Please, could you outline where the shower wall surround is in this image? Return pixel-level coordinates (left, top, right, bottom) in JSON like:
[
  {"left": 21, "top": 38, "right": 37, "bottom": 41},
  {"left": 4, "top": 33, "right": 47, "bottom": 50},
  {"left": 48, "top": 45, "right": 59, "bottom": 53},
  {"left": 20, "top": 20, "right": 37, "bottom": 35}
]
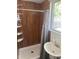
[
  {"left": 17, "top": 0, "right": 43, "bottom": 47},
  {"left": 17, "top": 0, "right": 50, "bottom": 48},
  {"left": 17, "top": 0, "right": 44, "bottom": 48}
]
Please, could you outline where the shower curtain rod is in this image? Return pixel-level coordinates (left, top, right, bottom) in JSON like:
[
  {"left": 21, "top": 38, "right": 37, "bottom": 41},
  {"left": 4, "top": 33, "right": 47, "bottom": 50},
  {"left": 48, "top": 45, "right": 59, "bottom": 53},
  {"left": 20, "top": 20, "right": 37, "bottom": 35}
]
[{"left": 17, "top": 8, "right": 48, "bottom": 12}]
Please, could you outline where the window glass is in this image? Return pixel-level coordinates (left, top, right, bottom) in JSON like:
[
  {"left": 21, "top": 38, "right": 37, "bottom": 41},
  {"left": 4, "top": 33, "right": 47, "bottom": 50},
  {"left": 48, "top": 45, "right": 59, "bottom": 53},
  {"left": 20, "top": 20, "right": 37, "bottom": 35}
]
[{"left": 53, "top": 0, "right": 61, "bottom": 31}]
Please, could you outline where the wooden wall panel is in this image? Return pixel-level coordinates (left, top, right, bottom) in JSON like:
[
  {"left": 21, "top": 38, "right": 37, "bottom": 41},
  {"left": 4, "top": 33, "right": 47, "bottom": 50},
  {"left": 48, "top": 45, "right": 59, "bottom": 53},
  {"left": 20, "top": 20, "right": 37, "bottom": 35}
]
[
  {"left": 41, "top": 0, "right": 50, "bottom": 10},
  {"left": 21, "top": 11, "right": 43, "bottom": 47}
]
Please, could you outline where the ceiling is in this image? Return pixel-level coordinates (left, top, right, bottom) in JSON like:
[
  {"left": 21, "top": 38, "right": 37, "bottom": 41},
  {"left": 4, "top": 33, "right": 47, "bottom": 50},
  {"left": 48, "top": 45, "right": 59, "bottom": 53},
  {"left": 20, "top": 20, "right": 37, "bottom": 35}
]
[{"left": 23, "top": 0, "right": 45, "bottom": 3}]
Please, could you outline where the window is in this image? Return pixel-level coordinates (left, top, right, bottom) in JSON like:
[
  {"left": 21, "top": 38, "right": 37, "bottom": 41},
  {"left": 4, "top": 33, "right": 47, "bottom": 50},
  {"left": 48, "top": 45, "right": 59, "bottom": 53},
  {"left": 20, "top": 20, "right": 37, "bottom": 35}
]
[{"left": 52, "top": 0, "right": 61, "bottom": 31}]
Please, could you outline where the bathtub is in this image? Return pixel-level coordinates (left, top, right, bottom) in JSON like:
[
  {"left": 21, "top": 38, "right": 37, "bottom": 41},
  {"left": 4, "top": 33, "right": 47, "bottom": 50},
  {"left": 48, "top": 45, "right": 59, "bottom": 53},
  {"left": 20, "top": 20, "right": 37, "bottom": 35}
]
[{"left": 18, "top": 44, "right": 40, "bottom": 59}]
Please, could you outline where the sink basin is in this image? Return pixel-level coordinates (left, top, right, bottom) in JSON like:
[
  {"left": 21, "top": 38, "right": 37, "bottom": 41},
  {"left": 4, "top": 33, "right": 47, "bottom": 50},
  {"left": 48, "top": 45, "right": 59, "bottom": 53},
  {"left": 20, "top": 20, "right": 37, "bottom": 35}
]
[{"left": 44, "top": 42, "right": 61, "bottom": 57}]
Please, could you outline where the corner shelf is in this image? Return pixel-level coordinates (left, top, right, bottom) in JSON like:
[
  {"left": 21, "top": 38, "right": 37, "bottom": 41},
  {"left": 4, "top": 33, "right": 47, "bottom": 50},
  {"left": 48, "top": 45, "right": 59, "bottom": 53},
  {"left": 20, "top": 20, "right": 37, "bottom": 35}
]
[
  {"left": 18, "top": 38, "right": 23, "bottom": 42},
  {"left": 17, "top": 32, "right": 23, "bottom": 36}
]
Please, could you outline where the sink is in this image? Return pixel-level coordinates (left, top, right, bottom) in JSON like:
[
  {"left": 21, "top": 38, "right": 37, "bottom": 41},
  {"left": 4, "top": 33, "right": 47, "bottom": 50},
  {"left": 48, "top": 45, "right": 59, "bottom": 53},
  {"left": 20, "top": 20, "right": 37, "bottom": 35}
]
[{"left": 44, "top": 42, "right": 61, "bottom": 57}]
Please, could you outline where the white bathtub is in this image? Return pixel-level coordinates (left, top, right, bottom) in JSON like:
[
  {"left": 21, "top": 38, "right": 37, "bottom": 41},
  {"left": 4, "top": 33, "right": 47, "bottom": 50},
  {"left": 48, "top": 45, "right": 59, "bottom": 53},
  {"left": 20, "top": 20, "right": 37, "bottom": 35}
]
[{"left": 18, "top": 44, "right": 40, "bottom": 59}]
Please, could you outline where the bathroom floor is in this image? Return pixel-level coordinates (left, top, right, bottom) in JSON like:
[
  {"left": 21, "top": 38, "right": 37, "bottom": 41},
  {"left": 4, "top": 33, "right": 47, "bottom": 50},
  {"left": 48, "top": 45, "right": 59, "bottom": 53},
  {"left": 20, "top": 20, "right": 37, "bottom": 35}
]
[{"left": 18, "top": 44, "right": 40, "bottom": 59}]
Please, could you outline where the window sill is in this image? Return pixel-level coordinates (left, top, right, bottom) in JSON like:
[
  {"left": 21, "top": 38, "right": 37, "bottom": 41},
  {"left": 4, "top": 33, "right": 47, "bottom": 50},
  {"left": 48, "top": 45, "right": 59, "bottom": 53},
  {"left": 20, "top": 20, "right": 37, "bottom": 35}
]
[{"left": 54, "top": 28, "right": 61, "bottom": 33}]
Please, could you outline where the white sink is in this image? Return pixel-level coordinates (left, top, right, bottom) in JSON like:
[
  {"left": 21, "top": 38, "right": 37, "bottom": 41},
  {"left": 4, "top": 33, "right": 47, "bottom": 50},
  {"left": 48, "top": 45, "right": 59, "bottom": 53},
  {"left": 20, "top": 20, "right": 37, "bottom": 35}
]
[{"left": 44, "top": 42, "right": 61, "bottom": 57}]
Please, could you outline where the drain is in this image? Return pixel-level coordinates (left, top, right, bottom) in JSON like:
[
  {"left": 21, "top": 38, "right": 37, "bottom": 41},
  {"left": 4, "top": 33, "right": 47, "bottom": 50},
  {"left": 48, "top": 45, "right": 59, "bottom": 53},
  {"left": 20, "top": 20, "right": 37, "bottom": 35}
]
[
  {"left": 52, "top": 50, "right": 55, "bottom": 53},
  {"left": 31, "top": 51, "right": 34, "bottom": 53}
]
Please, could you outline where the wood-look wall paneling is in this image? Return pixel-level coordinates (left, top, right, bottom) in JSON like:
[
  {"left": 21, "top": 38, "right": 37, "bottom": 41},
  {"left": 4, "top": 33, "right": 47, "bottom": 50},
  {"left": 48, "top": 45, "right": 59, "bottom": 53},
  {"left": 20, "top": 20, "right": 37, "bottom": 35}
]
[
  {"left": 21, "top": 11, "right": 44, "bottom": 47},
  {"left": 17, "top": 0, "right": 50, "bottom": 48},
  {"left": 17, "top": 0, "right": 42, "bottom": 10},
  {"left": 17, "top": 0, "right": 49, "bottom": 10},
  {"left": 41, "top": 0, "right": 50, "bottom": 10}
]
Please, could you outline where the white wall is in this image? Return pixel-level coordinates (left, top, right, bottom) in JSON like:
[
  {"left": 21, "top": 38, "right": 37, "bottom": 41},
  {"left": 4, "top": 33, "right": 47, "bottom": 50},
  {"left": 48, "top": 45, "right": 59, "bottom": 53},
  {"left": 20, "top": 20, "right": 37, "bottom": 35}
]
[{"left": 50, "top": 31, "right": 61, "bottom": 47}]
